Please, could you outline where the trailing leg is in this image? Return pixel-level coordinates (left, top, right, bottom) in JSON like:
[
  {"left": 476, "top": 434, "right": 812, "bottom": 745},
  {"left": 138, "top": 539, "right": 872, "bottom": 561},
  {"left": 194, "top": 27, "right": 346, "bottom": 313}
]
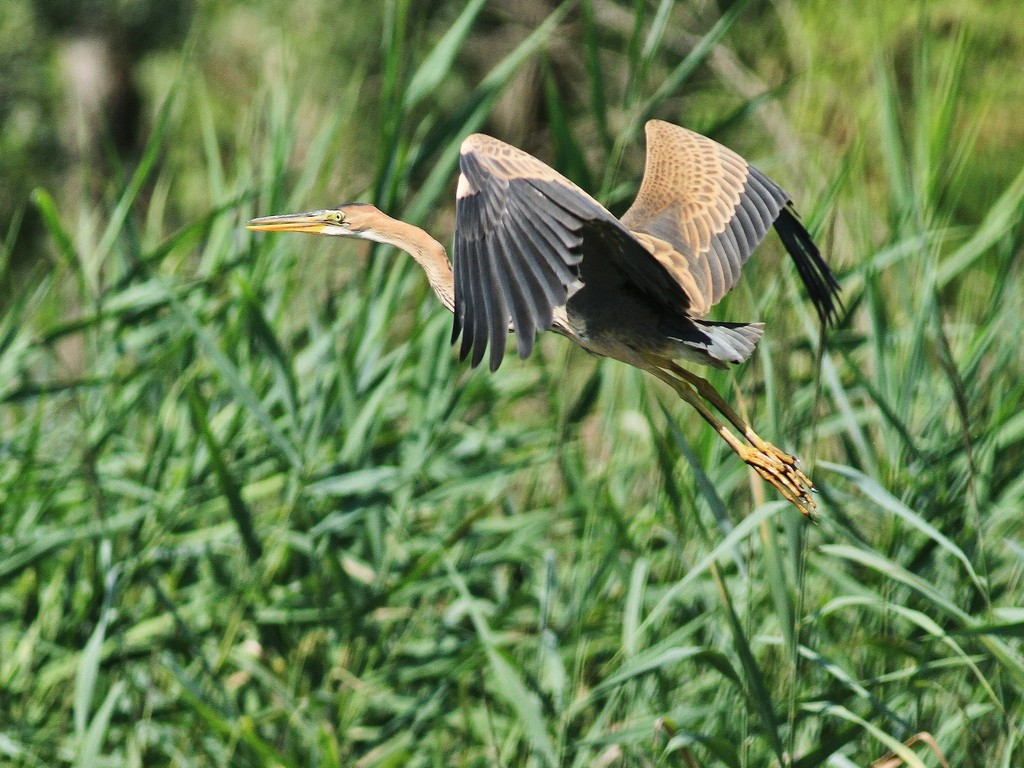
[
  {"left": 641, "top": 358, "right": 817, "bottom": 516},
  {"left": 667, "top": 360, "right": 810, "bottom": 475}
]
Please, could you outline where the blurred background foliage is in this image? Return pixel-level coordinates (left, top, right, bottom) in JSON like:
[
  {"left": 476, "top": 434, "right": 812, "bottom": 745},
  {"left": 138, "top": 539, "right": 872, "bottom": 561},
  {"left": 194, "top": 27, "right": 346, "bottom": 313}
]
[{"left": 2, "top": 0, "right": 1024, "bottom": 766}]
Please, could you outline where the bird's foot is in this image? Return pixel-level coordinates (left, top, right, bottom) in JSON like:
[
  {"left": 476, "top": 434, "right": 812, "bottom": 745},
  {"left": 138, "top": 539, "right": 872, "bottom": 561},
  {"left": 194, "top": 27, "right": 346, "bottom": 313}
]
[{"left": 738, "top": 442, "right": 818, "bottom": 519}]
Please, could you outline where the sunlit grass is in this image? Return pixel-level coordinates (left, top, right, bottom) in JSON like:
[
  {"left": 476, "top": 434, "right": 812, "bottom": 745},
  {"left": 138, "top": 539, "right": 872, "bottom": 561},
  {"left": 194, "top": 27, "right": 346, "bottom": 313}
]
[{"left": 2, "top": 2, "right": 1022, "bottom": 767}]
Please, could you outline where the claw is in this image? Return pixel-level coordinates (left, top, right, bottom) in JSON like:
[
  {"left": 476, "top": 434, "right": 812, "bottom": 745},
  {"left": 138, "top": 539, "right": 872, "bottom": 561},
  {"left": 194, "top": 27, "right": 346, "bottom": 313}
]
[{"left": 738, "top": 441, "right": 818, "bottom": 519}]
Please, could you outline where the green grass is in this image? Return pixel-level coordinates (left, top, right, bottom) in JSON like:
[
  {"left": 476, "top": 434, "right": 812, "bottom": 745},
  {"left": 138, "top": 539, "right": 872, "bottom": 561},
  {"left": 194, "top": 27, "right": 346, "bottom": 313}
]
[{"left": 2, "top": 1, "right": 1024, "bottom": 766}]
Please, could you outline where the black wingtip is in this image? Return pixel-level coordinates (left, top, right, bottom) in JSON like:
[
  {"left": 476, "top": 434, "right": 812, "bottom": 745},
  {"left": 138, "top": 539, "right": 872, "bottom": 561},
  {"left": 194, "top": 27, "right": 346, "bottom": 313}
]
[
  {"left": 451, "top": 314, "right": 463, "bottom": 347},
  {"left": 452, "top": 320, "right": 481, "bottom": 370},
  {"left": 773, "top": 206, "right": 843, "bottom": 327},
  {"left": 515, "top": 331, "right": 535, "bottom": 362}
]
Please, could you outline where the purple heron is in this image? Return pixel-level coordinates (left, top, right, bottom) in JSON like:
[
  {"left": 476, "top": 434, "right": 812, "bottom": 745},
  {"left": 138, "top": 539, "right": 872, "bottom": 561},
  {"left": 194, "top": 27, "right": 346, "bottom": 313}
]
[{"left": 248, "top": 120, "right": 841, "bottom": 515}]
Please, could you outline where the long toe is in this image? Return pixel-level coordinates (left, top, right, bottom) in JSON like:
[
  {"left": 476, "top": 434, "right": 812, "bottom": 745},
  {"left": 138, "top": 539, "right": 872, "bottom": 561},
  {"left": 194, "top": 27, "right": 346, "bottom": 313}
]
[
  {"left": 740, "top": 445, "right": 818, "bottom": 518},
  {"left": 745, "top": 433, "right": 804, "bottom": 469}
]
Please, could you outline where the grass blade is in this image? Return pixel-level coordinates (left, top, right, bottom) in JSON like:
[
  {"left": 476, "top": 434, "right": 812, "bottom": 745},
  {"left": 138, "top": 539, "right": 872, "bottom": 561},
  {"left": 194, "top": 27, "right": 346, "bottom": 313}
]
[
  {"left": 446, "top": 559, "right": 558, "bottom": 768},
  {"left": 188, "top": 387, "right": 263, "bottom": 563}
]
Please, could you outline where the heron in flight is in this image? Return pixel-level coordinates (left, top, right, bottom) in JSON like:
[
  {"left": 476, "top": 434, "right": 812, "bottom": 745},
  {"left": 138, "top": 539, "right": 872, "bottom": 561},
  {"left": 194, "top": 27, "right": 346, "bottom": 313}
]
[{"left": 248, "top": 120, "right": 841, "bottom": 515}]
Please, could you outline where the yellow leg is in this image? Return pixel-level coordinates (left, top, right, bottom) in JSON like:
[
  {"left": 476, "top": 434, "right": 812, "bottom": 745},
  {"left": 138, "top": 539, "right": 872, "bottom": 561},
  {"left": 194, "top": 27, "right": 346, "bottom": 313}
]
[
  {"left": 666, "top": 361, "right": 806, "bottom": 470},
  {"left": 642, "top": 358, "right": 817, "bottom": 517}
]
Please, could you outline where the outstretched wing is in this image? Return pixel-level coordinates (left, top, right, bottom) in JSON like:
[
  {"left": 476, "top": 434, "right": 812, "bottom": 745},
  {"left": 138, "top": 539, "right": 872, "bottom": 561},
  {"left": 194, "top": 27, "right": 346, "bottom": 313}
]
[
  {"left": 620, "top": 120, "right": 841, "bottom": 324},
  {"left": 453, "top": 134, "right": 690, "bottom": 371}
]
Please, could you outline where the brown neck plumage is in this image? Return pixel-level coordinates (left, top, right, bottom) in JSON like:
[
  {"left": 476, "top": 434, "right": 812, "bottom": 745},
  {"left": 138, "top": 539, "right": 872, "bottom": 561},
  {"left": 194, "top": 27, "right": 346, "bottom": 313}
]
[{"left": 369, "top": 217, "right": 455, "bottom": 314}]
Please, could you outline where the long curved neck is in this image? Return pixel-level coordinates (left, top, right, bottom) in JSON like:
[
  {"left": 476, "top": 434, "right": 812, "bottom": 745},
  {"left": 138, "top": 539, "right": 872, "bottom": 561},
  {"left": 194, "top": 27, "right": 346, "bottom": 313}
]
[{"left": 367, "top": 217, "right": 455, "bottom": 313}]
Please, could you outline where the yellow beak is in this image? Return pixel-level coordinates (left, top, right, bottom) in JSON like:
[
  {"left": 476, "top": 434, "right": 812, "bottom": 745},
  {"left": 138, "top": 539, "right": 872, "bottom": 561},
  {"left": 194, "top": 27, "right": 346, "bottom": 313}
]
[{"left": 246, "top": 212, "right": 333, "bottom": 234}]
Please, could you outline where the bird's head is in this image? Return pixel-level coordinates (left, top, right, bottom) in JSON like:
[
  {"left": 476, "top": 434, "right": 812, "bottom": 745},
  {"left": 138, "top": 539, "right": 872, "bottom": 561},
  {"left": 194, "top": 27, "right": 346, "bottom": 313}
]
[{"left": 247, "top": 203, "right": 385, "bottom": 239}]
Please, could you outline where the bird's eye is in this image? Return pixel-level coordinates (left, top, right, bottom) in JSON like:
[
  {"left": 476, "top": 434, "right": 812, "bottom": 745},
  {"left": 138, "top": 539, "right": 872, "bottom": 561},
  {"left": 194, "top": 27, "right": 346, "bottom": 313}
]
[{"left": 331, "top": 210, "right": 346, "bottom": 225}]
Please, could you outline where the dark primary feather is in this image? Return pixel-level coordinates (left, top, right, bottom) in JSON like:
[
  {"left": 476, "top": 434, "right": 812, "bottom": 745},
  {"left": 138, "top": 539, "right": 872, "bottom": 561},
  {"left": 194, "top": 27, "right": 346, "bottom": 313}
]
[
  {"left": 453, "top": 160, "right": 588, "bottom": 371},
  {"left": 453, "top": 143, "right": 690, "bottom": 371},
  {"left": 742, "top": 166, "right": 842, "bottom": 326},
  {"left": 772, "top": 207, "right": 843, "bottom": 326}
]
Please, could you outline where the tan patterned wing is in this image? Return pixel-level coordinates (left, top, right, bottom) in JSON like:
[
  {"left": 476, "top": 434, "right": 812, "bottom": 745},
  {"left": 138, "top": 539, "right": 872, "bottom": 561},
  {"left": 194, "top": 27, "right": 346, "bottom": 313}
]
[
  {"left": 453, "top": 134, "right": 692, "bottom": 371},
  {"left": 621, "top": 120, "right": 840, "bottom": 324}
]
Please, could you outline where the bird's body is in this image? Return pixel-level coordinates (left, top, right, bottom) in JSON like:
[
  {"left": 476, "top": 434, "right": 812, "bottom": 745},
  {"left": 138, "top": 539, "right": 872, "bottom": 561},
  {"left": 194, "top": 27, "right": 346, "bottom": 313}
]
[{"left": 248, "top": 120, "right": 841, "bottom": 514}]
